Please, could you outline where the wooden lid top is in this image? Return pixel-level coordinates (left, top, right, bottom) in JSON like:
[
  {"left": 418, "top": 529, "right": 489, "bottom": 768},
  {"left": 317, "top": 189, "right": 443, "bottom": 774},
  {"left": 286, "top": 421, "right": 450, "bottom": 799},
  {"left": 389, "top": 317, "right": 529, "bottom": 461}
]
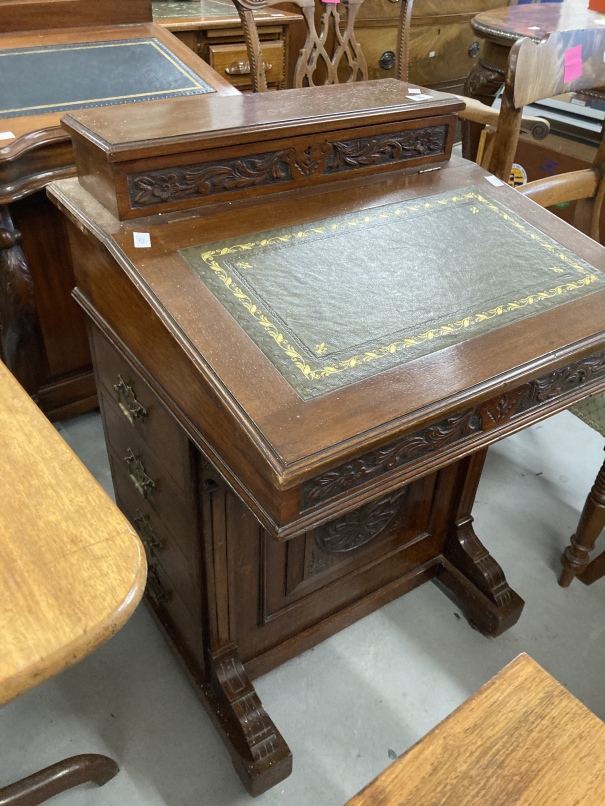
[
  {"left": 0, "top": 361, "right": 146, "bottom": 706},
  {"left": 473, "top": 3, "right": 605, "bottom": 43},
  {"left": 346, "top": 653, "right": 605, "bottom": 805},
  {"left": 62, "top": 80, "right": 464, "bottom": 161}
]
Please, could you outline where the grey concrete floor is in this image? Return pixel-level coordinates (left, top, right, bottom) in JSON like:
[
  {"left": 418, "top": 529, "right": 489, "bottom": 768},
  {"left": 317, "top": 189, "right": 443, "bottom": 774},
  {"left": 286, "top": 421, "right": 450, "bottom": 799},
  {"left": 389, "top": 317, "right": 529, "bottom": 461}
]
[{"left": 3, "top": 408, "right": 605, "bottom": 805}]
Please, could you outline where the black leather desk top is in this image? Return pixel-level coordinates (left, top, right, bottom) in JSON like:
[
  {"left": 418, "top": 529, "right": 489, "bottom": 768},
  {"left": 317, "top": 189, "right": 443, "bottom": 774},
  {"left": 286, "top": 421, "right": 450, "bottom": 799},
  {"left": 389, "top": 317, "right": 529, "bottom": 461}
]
[
  {"left": 181, "top": 186, "right": 605, "bottom": 400},
  {"left": 0, "top": 37, "right": 213, "bottom": 119}
]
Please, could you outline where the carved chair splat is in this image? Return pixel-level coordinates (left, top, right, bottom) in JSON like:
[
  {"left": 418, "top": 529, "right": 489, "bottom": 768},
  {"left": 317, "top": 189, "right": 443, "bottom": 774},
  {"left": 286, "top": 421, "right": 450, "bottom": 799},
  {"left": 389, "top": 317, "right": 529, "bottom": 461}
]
[{"left": 232, "top": 0, "right": 368, "bottom": 92}]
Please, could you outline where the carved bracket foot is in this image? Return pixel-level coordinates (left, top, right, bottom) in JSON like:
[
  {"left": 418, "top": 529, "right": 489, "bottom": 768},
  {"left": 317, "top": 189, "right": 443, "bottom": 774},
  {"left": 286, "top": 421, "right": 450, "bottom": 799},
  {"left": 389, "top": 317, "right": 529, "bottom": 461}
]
[
  {"left": 204, "top": 644, "right": 292, "bottom": 796},
  {"left": 0, "top": 754, "right": 118, "bottom": 806},
  {"left": 559, "top": 455, "right": 605, "bottom": 587},
  {"left": 438, "top": 517, "right": 524, "bottom": 636}
]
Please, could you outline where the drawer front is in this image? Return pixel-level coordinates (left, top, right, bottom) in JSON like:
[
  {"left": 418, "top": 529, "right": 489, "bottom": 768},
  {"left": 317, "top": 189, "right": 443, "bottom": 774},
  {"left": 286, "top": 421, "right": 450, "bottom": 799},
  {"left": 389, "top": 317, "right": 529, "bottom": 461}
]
[
  {"left": 92, "top": 330, "right": 192, "bottom": 496},
  {"left": 145, "top": 560, "right": 205, "bottom": 673},
  {"left": 356, "top": 22, "right": 481, "bottom": 84},
  {"left": 208, "top": 41, "right": 284, "bottom": 89},
  {"left": 409, "top": 22, "right": 481, "bottom": 85},
  {"left": 104, "top": 412, "right": 197, "bottom": 558},
  {"left": 359, "top": 0, "right": 504, "bottom": 22},
  {"left": 112, "top": 454, "right": 200, "bottom": 616}
]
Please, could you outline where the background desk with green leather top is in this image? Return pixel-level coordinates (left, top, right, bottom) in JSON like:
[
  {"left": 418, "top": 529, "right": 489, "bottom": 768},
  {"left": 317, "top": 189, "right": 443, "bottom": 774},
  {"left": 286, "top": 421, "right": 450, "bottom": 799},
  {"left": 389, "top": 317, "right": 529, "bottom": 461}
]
[
  {"left": 49, "top": 80, "right": 605, "bottom": 796},
  {"left": 0, "top": 0, "right": 236, "bottom": 421}
]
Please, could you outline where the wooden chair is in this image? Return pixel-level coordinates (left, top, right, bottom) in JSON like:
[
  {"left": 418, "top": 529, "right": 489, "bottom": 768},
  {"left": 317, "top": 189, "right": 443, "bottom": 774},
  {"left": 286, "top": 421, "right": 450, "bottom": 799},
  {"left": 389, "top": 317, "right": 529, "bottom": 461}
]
[
  {"left": 503, "top": 32, "right": 605, "bottom": 589},
  {"left": 231, "top": 0, "right": 369, "bottom": 92},
  {"left": 0, "top": 359, "right": 146, "bottom": 804},
  {"left": 395, "top": 0, "right": 552, "bottom": 183}
]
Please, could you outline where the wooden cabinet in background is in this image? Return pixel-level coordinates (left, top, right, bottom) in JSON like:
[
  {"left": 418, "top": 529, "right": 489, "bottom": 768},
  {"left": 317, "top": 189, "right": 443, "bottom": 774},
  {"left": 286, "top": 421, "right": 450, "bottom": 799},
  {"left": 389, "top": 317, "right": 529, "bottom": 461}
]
[
  {"left": 153, "top": 0, "right": 301, "bottom": 90},
  {"left": 355, "top": 0, "right": 508, "bottom": 94}
]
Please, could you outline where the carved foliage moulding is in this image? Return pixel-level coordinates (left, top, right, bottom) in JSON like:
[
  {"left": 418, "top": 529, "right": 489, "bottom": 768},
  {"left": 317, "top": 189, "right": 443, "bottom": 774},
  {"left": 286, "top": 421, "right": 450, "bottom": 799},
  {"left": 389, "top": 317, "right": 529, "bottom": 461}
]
[
  {"left": 128, "top": 125, "right": 448, "bottom": 208},
  {"left": 301, "top": 350, "right": 605, "bottom": 509}
]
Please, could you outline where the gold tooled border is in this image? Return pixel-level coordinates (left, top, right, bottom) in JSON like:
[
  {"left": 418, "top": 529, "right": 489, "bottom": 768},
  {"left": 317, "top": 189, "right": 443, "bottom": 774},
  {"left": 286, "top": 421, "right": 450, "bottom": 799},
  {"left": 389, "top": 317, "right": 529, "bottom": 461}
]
[
  {"left": 0, "top": 40, "right": 205, "bottom": 116},
  {"left": 199, "top": 190, "right": 601, "bottom": 384}
]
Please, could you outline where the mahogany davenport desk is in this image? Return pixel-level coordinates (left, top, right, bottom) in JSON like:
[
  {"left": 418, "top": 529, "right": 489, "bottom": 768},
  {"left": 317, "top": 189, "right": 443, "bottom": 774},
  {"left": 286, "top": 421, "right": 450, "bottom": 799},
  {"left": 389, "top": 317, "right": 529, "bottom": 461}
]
[
  {"left": 49, "top": 81, "right": 605, "bottom": 796},
  {"left": 0, "top": 0, "right": 236, "bottom": 420}
]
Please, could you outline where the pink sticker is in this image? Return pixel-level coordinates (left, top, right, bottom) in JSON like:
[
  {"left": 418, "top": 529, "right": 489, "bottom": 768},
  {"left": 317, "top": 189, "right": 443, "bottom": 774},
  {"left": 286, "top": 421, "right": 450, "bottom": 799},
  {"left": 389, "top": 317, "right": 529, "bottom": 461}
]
[{"left": 564, "top": 44, "right": 583, "bottom": 83}]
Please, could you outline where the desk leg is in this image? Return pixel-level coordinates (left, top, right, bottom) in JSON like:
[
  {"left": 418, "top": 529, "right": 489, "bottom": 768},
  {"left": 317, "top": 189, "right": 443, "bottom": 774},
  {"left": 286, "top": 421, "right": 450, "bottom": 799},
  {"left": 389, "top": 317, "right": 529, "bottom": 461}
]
[
  {"left": 0, "top": 204, "right": 46, "bottom": 397},
  {"left": 438, "top": 449, "right": 524, "bottom": 637},
  {"left": 559, "top": 455, "right": 605, "bottom": 587},
  {"left": 204, "top": 644, "right": 292, "bottom": 797}
]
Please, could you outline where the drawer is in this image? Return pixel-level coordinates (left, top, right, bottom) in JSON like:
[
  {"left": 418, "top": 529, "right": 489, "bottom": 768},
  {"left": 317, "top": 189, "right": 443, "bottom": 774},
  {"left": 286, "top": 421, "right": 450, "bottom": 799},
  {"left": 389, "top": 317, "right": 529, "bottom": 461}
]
[
  {"left": 358, "top": 0, "right": 503, "bottom": 22},
  {"left": 114, "top": 465, "right": 200, "bottom": 617},
  {"left": 92, "top": 328, "right": 192, "bottom": 496},
  {"left": 355, "top": 22, "right": 481, "bottom": 84},
  {"left": 208, "top": 41, "right": 284, "bottom": 89},
  {"left": 106, "top": 430, "right": 196, "bottom": 563},
  {"left": 145, "top": 561, "right": 205, "bottom": 673},
  {"left": 409, "top": 22, "right": 481, "bottom": 85}
]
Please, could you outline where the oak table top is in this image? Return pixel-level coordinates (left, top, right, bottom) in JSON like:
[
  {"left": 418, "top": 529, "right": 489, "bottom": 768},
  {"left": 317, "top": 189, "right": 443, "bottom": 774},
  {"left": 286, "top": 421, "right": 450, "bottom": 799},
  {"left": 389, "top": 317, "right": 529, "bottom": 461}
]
[
  {"left": 0, "top": 359, "right": 147, "bottom": 707},
  {"left": 346, "top": 653, "right": 605, "bottom": 806}
]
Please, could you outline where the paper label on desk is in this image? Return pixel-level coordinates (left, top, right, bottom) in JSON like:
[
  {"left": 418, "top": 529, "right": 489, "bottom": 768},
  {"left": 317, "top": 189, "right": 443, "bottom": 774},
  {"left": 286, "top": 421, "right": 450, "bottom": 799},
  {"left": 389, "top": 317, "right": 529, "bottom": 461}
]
[
  {"left": 407, "top": 93, "right": 433, "bottom": 101},
  {"left": 0, "top": 131, "right": 14, "bottom": 140},
  {"left": 407, "top": 88, "right": 422, "bottom": 94},
  {"left": 485, "top": 175, "right": 504, "bottom": 186},
  {"left": 564, "top": 45, "right": 583, "bottom": 83},
  {"left": 133, "top": 232, "right": 151, "bottom": 248}
]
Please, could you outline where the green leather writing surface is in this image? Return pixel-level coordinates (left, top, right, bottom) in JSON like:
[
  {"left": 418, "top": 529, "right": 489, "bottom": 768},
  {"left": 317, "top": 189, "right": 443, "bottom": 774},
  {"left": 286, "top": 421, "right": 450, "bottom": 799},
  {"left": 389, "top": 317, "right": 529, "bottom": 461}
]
[
  {"left": 180, "top": 187, "right": 605, "bottom": 399},
  {"left": 0, "top": 38, "right": 213, "bottom": 119}
]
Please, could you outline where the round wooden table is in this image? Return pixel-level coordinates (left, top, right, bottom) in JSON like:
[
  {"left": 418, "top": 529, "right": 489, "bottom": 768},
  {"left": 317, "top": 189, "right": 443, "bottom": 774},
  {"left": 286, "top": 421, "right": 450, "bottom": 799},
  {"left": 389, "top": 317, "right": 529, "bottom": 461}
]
[{"left": 0, "top": 359, "right": 147, "bottom": 804}]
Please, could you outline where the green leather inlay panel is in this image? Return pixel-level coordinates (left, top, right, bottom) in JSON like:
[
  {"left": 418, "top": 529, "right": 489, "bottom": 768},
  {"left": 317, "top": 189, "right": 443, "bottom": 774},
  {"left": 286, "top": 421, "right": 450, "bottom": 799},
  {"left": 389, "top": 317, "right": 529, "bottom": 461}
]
[
  {"left": 0, "top": 38, "right": 213, "bottom": 119},
  {"left": 181, "top": 187, "right": 605, "bottom": 400}
]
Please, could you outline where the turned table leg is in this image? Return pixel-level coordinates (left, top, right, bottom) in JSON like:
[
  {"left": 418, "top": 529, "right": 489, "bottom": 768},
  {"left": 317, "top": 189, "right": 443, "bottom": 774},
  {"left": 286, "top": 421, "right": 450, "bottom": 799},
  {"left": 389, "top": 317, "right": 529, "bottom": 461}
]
[
  {"left": 559, "top": 455, "right": 605, "bottom": 587},
  {"left": 0, "top": 754, "right": 118, "bottom": 806}
]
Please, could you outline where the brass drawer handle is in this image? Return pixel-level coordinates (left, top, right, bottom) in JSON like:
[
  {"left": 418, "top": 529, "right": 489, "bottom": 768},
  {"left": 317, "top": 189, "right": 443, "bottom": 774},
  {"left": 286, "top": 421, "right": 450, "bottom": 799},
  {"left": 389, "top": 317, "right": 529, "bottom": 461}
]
[
  {"left": 133, "top": 511, "right": 163, "bottom": 556},
  {"left": 114, "top": 374, "right": 147, "bottom": 425},
  {"left": 225, "top": 60, "right": 272, "bottom": 76},
  {"left": 146, "top": 566, "right": 173, "bottom": 606},
  {"left": 124, "top": 449, "right": 155, "bottom": 499}
]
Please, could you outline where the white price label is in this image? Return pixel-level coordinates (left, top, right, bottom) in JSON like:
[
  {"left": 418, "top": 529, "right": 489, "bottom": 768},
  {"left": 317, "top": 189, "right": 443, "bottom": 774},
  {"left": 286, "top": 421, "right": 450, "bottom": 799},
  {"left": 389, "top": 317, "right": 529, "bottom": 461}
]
[
  {"left": 133, "top": 232, "right": 151, "bottom": 248},
  {"left": 485, "top": 175, "right": 505, "bottom": 187}
]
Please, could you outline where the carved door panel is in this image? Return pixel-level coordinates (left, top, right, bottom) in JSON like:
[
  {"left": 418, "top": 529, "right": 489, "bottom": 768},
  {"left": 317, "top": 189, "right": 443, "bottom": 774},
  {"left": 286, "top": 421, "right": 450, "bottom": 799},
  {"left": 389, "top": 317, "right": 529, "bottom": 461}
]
[{"left": 233, "top": 472, "right": 444, "bottom": 669}]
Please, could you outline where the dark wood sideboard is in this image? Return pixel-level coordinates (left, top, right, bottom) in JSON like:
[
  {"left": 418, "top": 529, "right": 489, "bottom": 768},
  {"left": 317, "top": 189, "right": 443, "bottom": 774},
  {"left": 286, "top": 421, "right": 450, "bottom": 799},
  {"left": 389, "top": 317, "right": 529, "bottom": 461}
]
[
  {"left": 0, "top": 0, "right": 236, "bottom": 420},
  {"left": 49, "top": 81, "right": 605, "bottom": 795}
]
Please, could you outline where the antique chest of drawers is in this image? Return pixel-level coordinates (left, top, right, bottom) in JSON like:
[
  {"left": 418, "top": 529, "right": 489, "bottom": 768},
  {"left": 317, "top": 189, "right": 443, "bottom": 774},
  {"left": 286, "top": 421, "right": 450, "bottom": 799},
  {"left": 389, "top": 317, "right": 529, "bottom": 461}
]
[{"left": 357, "top": 0, "right": 508, "bottom": 93}]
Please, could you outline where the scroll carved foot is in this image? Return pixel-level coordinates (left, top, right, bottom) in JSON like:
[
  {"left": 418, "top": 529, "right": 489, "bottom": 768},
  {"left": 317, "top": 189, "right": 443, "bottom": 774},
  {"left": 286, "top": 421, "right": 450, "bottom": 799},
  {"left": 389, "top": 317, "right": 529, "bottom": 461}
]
[
  {"left": 0, "top": 204, "right": 45, "bottom": 396},
  {"left": 438, "top": 516, "right": 524, "bottom": 637},
  {"left": 205, "top": 644, "right": 292, "bottom": 796},
  {"left": 0, "top": 754, "right": 118, "bottom": 806},
  {"left": 560, "top": 455, "right": 605, "bottom": 587}
]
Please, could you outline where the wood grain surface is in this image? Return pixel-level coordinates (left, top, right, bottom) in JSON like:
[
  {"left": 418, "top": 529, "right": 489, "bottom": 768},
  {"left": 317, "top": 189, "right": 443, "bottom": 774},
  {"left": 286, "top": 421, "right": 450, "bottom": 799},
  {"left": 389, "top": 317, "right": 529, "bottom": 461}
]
[
  {"left": 346, "top": 653, "right": 605, "bottom": 805},
  {"left": 0, "top": 360, "right": 146, "bottom": 707}
]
